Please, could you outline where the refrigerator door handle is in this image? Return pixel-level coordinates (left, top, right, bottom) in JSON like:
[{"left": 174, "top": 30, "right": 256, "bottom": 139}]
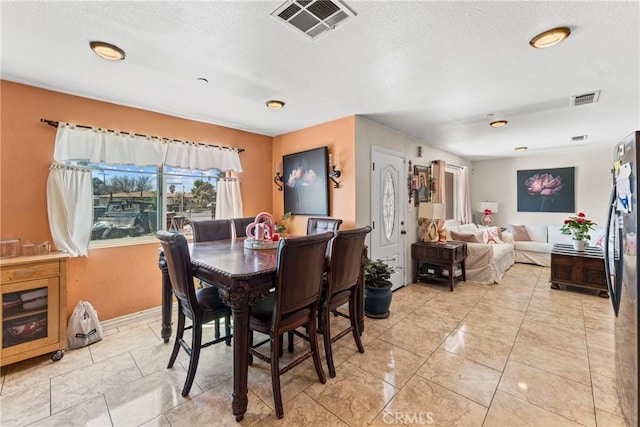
[{"left": 604, "top": 184, "right": 622, "bottom": 316}]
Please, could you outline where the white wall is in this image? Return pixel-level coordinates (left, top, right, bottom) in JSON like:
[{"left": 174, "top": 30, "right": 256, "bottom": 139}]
[
  {"left": 470, "top": 147, "right": 612, "bottom": 228},
  {"left": 355, "top": 116, "right": 470, "bottom": 284}
]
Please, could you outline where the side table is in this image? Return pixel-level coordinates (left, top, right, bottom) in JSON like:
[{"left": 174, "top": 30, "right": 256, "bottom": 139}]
[
  {"left": 550, "top": 243, "right": 608, "bottom": 298},
  {"left": 411, "top": 241, "right": 467, "bottom": 291}
]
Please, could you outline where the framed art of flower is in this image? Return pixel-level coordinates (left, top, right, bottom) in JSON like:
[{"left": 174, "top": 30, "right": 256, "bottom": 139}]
[
  {"left": 517, "top": 167, "right": 575, "bottom": 212},
  {"left": 283, "top": 146, "right": 330, "bottom": 216}
]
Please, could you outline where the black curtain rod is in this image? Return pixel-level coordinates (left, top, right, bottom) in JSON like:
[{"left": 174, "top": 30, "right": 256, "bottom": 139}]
[{"left": 40, "top": 118, "right": 245, "bottom": 153}]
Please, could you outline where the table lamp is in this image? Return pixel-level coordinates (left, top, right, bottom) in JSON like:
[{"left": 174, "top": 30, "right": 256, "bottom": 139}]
[
  {"left": 478, "top": 201, "right": 499, "bottom": 226},
  {"left": 419, "top": 202, "right": 445, "bottom": 242}
]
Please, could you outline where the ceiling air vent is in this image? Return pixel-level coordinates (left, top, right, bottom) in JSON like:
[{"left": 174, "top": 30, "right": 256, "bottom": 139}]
[
  {"left": 272, "top": 0, "right": 357, "bottom": 40},
  {"left": 571, "top": 91, "right": 601, "bottom": 107},
  {"left": 571, "top": 135, "right": 588, "bottom": 142}
]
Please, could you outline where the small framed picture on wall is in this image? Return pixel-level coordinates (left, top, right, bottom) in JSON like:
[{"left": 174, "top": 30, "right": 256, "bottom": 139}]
[{"left": 414, "top": 165, "right": 430, "bottom": 206}]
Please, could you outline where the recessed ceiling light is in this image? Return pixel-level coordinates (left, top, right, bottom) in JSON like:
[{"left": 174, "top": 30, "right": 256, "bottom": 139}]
[
  {"left": 266, "top": 100, "right": 285, "bottom": 110},
  {"left": 514, "top": 146, "right": 528, "bottom": 152},
  {"left": 529, "top": 27, "right": 571, "bottom": 49},
  {"left": 490, "top": 120, "right": 508, "bottom": 128},
  {"left": 89, "top": 41, "right": 126, "bottom": 60}
]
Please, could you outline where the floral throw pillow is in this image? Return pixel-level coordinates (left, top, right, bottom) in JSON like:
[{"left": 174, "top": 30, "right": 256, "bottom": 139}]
[{"left": 482, "top": 227, "right": 503, "bottom": 244}]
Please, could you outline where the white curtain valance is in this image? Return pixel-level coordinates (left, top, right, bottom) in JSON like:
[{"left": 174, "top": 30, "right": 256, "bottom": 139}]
[
  {"left": 164, "top": 141, "right": 243, "bottom": 172},
  {"left": 54, "top": 122, "right": 242, "bottom": 172}
]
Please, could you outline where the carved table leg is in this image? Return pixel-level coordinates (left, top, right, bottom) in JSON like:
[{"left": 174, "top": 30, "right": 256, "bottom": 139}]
[
  {"left": 356, "top": 247, "right": 367, "bottom": 335},
  {"left": 158, "top": 251, "right": 172, "bottom": 343},
  {"left": 231, "top": 304, "right": 250, "bottom": 421},
  {"left": 550, "top": 283, "right": 560, "bottom": 290}
]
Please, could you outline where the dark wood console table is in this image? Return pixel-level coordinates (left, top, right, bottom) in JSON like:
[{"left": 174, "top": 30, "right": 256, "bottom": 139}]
[
  {"left": 411, "top": 241, "right": 467, "bottom": 291},
  {"left": 550, "top": 243, "right": 608, "bottom": 298}
]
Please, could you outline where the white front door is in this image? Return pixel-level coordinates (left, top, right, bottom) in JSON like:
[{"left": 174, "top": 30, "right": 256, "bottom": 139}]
[{"left": 370, "top": 147, "right": 406, "bottom": 291}]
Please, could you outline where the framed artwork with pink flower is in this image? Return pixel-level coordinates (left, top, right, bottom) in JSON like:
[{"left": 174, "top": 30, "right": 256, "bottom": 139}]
[
  {"left": 517, "top": 167, "right": 575, "bottom": 212},
  {"left": 283, "top": 146, "right": 330, "bottom": 216}
]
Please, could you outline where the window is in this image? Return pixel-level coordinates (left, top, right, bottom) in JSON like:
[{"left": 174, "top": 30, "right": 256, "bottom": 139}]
[
  {"left": 88, "top": 163, "right": 219, "bottom": 243},
  {"left": 50, "top": 122, "right": 242, "bottom": 254}
]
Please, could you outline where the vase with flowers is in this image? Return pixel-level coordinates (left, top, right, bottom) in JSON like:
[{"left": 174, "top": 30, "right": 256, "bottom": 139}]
[
  {"left": 481, "top": 208, "right": 493, "bottom": 226},
  {"left": 560, "top": 212, "right": 597, "bottom": 251}
]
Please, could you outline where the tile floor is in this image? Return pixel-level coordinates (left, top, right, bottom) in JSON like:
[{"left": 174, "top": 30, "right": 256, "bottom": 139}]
[{"left": 0, "top": 263, "right": 627, "bottom": 426}]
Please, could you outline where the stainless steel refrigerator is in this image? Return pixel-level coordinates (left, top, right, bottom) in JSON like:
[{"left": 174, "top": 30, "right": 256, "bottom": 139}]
[{"left": 606, "top": 130, "right": 640, "bottom": 426}]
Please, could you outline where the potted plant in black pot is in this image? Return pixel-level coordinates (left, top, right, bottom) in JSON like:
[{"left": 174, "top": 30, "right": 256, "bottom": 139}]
[{"left": 364, "top": 259, "right": 396, "bottom": 319}]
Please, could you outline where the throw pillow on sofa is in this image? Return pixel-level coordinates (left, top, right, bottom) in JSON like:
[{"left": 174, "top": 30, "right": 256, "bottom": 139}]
[
  {"left": 451, "top": 230, "right": 482, "bottom": 243},
  {"left": 482, "top": 227, "right": 502, "bottom": 244},
  {"left": 508, "top": 225, "right": 531, "bottom": 241}
]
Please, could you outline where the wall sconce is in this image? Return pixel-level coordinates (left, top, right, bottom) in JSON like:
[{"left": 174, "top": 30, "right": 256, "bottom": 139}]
[
  {"left": 274, "top": 162, "right": 283, "bottom": 191},
  {"left": 328, "top": 153, "right": 341, "bottom": 188}
]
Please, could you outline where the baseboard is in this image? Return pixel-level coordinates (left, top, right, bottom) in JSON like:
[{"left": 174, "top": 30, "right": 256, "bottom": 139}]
[{"left": 101, "top": 306, "right": 164, "bottom": 331}]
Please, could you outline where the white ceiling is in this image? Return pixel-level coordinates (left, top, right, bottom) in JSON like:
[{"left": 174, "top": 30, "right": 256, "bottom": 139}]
[{"left": 1, "top": 1, "right": 639, "bottom": 161}]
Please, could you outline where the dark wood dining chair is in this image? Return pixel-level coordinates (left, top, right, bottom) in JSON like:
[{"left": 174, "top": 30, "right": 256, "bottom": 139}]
[
  {"left": 318, "top": 226, "right": 371, "bottom": 377},
  {"left": 191, "top": 219, "right": 233, "bottom": 339},
  {"left": 156, "top": 231, "right": 232, "bottom": 397},
  {"left": 231, "top": 216, "right": 255, "bottom": 238},
  {"left": 248, "top": 232, "right": 334, "bottom": 419},
  {"left": 191, "top": 219, "right": 232, "bottom": 242},
  {"left": 306, "top": 217, "right": 343, "bottom": 235}
]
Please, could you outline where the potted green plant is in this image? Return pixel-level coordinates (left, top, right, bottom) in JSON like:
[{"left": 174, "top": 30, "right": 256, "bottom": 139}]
[
  {"left": 364, "top": 259, "right": 395, "bottom": 319},
  {"left": 275, "top": 212, "right": 292, "bottom": 234}
]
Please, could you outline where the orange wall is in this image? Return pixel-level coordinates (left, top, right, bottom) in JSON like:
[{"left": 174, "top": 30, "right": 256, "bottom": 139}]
[
  {"left": 0, "top": 81, "right": 272, "bottom": 320},
  {"left": 272, "top": 116, "right": 356, "bottom": 235}
]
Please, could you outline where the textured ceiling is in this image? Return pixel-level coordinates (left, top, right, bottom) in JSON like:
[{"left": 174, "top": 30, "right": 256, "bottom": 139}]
[{"left": 1, "top": 1, "right": 639, "bottom": 160}]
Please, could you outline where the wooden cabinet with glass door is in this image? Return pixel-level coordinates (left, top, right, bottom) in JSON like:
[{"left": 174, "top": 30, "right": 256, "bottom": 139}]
[{"left": 1, "top": 253, "right": 68, "bottom": 366}]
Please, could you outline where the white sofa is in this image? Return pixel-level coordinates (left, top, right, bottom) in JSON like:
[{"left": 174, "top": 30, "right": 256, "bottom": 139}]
[
  {"left": 444, "top": 220, "right": 515, "bottom": 285},
  {"left": 507, "top": 224, "right": 606, "bottom": 267}
]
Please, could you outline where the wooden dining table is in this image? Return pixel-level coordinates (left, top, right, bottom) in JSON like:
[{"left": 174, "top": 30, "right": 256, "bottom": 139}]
[{"left": 157, "top": 237, "right": 367, "bottom": 421}]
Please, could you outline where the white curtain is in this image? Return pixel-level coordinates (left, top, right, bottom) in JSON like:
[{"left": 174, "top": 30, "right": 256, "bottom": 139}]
[
  {"left": 46, "top": 164, "right": 93, "bottom": 257},
  {"left": 215, "top": 179, "right": 243, "bottom": 219},
  {"left": 54, "top": 123, "right": 164, "bottom": 166},
  {"left": 164, "top": 141, "right": 243, "bottom": 172},
  {"left": 455, "top": 166, "right": 473, "bottom": 224},
  {"left": 54, "top": 122, "right": 243, "bottom": 172}
]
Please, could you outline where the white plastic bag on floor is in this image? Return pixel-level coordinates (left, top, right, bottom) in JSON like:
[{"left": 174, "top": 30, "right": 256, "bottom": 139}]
[{"left": 67, "top": 301, "right": 104, "bottom": 349}]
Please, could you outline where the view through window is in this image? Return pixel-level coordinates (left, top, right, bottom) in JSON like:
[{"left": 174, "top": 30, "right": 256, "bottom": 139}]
[{"left": 90, "top": 163, "right": 219, "bottom": 242}]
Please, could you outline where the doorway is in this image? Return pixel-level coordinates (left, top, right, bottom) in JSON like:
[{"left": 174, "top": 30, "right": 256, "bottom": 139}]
[{"left": 370, "top": 147, "right": 407, "bottom": 291}]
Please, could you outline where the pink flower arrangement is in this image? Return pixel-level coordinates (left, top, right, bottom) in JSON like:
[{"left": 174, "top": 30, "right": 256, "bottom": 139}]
[
  {"left": 560, "top": 212, "right": 597, "bottom": 241},
  {"left": 483, "top": 208, "right": 492, "bottom": 215}
]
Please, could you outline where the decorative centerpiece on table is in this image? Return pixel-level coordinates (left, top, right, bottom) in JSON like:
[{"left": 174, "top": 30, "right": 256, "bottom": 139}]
[
  {"left": 244, "top": 212, "right": 280, "bottom": 249},
  {"left": 560, "top": 212, "right": 597, "bottom": 252}
]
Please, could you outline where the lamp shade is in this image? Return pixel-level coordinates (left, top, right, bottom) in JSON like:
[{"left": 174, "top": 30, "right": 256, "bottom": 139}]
[
  {"left": 419, "top": 202, "right": 444, "bottom": 219},
  {"left": 478, "top": 201, "right": 499, "bottom": 213}
]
